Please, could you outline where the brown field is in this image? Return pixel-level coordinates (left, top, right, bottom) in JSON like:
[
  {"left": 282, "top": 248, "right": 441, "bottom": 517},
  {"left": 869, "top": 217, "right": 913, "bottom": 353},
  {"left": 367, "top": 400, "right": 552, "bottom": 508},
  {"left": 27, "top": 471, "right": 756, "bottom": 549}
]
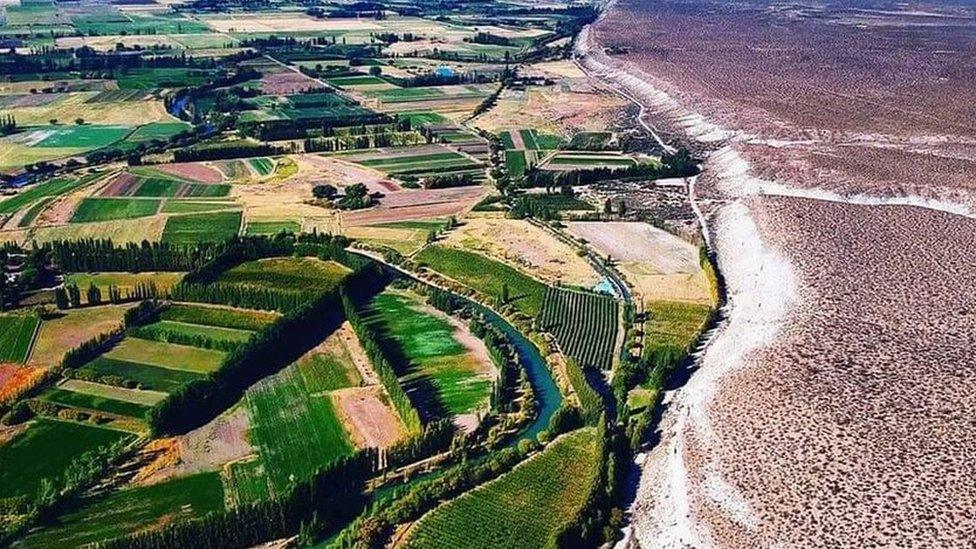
[
  {"left": 260, "top": 71, "right": 326, "bottom": 95},
  {"left": 153, "top": 162, "right": 225, "bottom": 184},
  {"left": 441, "top": 215, "right": 601, "bottom": 287},
  {"left": 472, "top": 81, "right": 627, "bottom": 136},
  {"left": 100, "top": 172, "right": 140, "bottom": 197},
  {"left": 565, "top": 221, "right": 710, "bottom": 303},
  {"left": 204, "top": 15, "right": 383, "bottom": 33},
  {"left": 24, "top": 216, "right": 168, "bottom": 244},
  {"left": 341, "top": 186, "right": 487, "bottom": 227},
  {"left": 332, "top": 386, "right": 405, "bottom": 449},
  {"left": 29, "top": 304, "right": 132, "bottom": 370}
]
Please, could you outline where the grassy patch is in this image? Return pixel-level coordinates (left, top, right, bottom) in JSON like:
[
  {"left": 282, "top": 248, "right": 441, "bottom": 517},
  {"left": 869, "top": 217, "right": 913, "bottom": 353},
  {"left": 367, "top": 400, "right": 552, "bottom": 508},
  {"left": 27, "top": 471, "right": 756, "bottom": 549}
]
[
  {"left": 245, "top": 220, "right": 300, "bottom": 236},
  {"left": 0, "top": 314, "right": 39, "bottom": 363},
  {"left": 246, "top": 366, "right": 354, "bottom": 495},
  {"left": 75, "top": 356, "right": 205, "bottom": 394},
  {"left": 39, "top": 387, "right": 150, "bottom": 418},
  {"left": 362, "top": 291, "right": 490, "bottom": 416},
  {"left": 414, "top": 245, "right": 547, "bottom": 317},
  {"left": 217, "top": 257, "right": 350, "bottom": 293},
  {"left": 296, "top": 350, "right": 361, "bottom": 393},
  {"left": 16, "top": 472, "right": 224, "bottom": 548},
  {"left": 161, "top": 303, "right": 278, "bottom": 331},
  {"left": 505, "top": 150, "right": 526, "bottom": 178},
  {"left": 33, "top": 125, "right": 131, "bottom": 149},
  {"left": 0, "top": 175, "right": 93, "bottom": 215},
  {"left": 104, "top": 337, "right": 225, "bottom": 374},
  {"left": 70, "top": 198, "right": 160, "bottom": 223},
  {"left": 161, "top": 210, "right": 242, "bottom": 245},
  {"left": 132, "top": 319, "right": 255, "bottom": 346},
  {"left": 643, "top": 300, "right": 711, "bottom": 365},
  {"left": 65, "top": 272, "right": 183, "bottom": 303},
  {"left": 404, "top": 428, "right": 600, "bottom": 548},
  {"left": 0, "top": 418, "right": 132, "bottom": 500},
  {"left": 248, "top": 157, "right": 274, "bottom": 176}
]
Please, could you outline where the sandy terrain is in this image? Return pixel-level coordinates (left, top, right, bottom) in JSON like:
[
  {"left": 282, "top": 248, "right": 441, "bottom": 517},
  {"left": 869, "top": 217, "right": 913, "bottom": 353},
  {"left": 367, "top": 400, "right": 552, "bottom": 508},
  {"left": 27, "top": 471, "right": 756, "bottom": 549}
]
[
  {"left": 472, "top": 84, "right": 627, "bottom": 136},
  {"left": 566, "top": 221, "right": 710, "bottom": 303},
  {"left": 442, "top": 216, "right": 601, "bottom": 287},
  {"left": 136, "top": 404, "right": 254, "bottom": 486},
  {"left": 332, "top": 386, "right": 405, "bottom": 449},
  {"left": 586, "top": 0, "right": 976, "bottom": 546}
]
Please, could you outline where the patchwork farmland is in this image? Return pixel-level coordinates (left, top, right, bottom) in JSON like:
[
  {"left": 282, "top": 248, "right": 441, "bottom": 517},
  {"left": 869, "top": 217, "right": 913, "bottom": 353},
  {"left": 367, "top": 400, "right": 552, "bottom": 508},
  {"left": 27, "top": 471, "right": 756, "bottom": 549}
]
[{"left": 0, "top": 0, "right": 720, "bottom": 547}]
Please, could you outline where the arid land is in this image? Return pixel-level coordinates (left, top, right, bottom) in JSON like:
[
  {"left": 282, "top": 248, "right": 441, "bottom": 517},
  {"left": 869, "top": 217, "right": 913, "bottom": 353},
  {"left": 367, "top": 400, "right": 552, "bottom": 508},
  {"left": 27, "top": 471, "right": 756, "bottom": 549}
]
[{"left": 584, "top": 0, "right": 976, "bottom": 546}]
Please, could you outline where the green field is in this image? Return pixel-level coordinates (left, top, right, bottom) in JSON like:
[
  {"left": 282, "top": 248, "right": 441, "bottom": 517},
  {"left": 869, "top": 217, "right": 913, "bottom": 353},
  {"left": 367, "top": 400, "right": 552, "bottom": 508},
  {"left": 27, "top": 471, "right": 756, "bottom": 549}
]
[
  {"left": 105, "top": 337, "right": 225, "bottom": 374},
  {"left": 17, "top": 472, "right": 224, "bottom": 548},
  {"left": 0, "top": 175, "right": 94, "bottom": 215},
  {"left": 403, "top": 428, "right": 600, "bottom": 548},
  {"left": 132, "top": 319, "right": 255, "bottom": 346},
  {"left": 162, "top": 200, "right": 239, "bottom": 214},
  {"left": 70, "top": 198, "right": 160, "bottom": 223},
  {"left": 161, "top": 210, "right": 242, "bottom": 244},
  {"left": 547, "top": 154, "right": 636, "bottom": 167},
  {"left": 0, "top": 314, "right": 40, "bottom": 363},
  {"left": 521, "top": 193, "right": 594, "bottom": 211},
  {"left": 248, "top": 157, "right": 274, "bottom": 176},
  {"left": 17, "top": 196, "right": 54, "bottom": 227},
  {"left": 245, "top": 220, "right": 300, "bottom": 236},
  {"left": 218, "top": 257, "right": 351, "bottom": 293},
  {"left": 33, "top": 125, "right": 132, "bottom": 149},
  {"left": 539, "top": 288, "right": 619, "bottom": 370},
  {"left": 326, "top": 75, "right": 391, "bottom": 88},
  {"left": 414, "top": 245, "right": 547, "bottom": 317},
  {"left": 39, "top": 387, "right": 150, "bottom": 418},
  {"left": 505, "top": 150, "right": 526, "bottom": 178},
  {"left": 644, "top": 300, "right": 712, "bottom": 360},
  {"left": 75, "top": 356, "right": 205, "bottom": 393},
  {"left": 295, "top": 349, "right": 362, "bottom": 393},
  {"left": 362, "top": 290, "right": 490, "bottom": 416},
  {"left": 125, "top": 122, "right": 191, "bottom": 142},
  {"left": 245, "top": 365, "right": 354, "bottom": 496},
  {"left": 161, "top": 303, "right": 278, "bottom": 331},
  {"left": 0, "top": 418, "right": 132, "bottom": 500}
]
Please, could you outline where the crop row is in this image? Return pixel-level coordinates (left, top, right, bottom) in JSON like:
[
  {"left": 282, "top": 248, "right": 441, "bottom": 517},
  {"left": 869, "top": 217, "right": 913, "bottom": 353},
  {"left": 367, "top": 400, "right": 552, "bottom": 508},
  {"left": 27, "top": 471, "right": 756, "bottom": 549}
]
[{"left": 539, "top": 287, "right": 618, "bottom": 370}]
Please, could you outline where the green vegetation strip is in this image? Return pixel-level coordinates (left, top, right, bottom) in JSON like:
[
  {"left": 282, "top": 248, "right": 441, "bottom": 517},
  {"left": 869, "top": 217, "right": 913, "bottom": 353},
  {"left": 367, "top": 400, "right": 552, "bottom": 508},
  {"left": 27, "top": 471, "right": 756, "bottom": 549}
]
[
  {"left": 16, "top": 472, "right": 223, "bottom": 548},
  {"left": 0, "top": 175, "right": 93, "bottom": 215},
  {"left": 0, "top": 418, "right": 132, "bottom": 500},
  {"left": 404, "top": 428, "right": 600, "bottom": 548},
  {"left": 161, "top": 211, "right": 242, "bottom": 245},
  {"left": 414, "top": 245, "right": 547, "bottom": 318},
  {"left": 161, "top": 303, "right": 278, "bottom": 331},
  {"left": 40, "top": 387, "right": 150, "bottom": 418},
  {"left": 217, "top": 257, "right": 351, "bottom": 292},
  {"left": 104, "top": 337, "right": 225, "bottom": 374},
  {"left": 0, "top": 314, "right": 40, "bottom": 363},
  {"left": 70, "top": 198, "right": 161, "bottom": 223},
  {"left": 76, "top": 356, "right": 205, "bottom": 394}
]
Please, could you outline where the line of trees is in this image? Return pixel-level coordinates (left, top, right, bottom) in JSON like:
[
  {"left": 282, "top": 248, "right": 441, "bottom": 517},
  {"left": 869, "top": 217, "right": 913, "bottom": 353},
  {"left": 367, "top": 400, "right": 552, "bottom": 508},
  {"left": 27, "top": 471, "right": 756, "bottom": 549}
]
[{"left": 43, "top": 239, "right": 218, "bottom": 272}]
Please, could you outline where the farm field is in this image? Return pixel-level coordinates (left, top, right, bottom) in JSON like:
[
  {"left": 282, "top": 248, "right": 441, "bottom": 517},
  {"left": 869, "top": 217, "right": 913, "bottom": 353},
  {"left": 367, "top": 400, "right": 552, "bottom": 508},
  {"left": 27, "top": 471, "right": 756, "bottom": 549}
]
[
  {"left": 0, "top": 418, "right": 133, "bottom": 500},
  {"left": 0, "top": 175, "right": 97, "bottom": 216},
  {"left": 539, "top": 287, "right": 619, "bottom": 370},
  {"left": 74, "top": 357, "right": 205, "bottom": 394},
  {"left": 415, "top": 245, "right": 548, "bottom": 317},
  {"left": 70, "top": 198, "right": 161, "bottom": 223},
  {"left": 28, "top": 304, "right": 133, "bottom": 370},
  {"left": 161, "top": 211, "right": 243, "bottom": 244},
  {"left": 244, "top": 220, "right": 300, "bottom": 236},
  {"left": 403, "top": 428, "right": 600, "bottom": 548},
  {"left": 104, "top": 337, "right": 225, "bottom": 374},
  {"left": 160, "top": 303, "right": 279, "bottom": 332},
  {"left": 39, "top": 384, "right": 156, "bottom": 418},
  {"left": 242, "top": 362, "right": 355, "bottom": 497},
  {"left": 360, "top": 290, "right": 492, "bottom": 417},
  {"left": 0, "top": 314, "right": 40, "bottom": 363},
  {"left": 565, "top": 221, "right": 712, "bottom": 304},
  {"left": 16, "top": 472, "right": 224, "bottom": 548},
  {"left": 217, "top": 257, "right": 351, "bottom": 293},
  {"left": 65, "top": 272, "right": 184, "bottom": 302},
  {"left": 438, "top": 216, "right": 601, "bottom": 288}
]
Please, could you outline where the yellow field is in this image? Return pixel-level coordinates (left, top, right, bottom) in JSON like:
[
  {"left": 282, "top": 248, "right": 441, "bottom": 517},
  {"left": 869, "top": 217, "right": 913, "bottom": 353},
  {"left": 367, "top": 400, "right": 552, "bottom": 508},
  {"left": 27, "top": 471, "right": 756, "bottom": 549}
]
[
  {"left": 30, "top": 304, "right": 133, "bottom": 370},
  {"left": 10, "top": 92, "right": 173, "bottom": 126},
  {"left": 440, "top": 215, "right": 601, "bottom": 288},
  {"left": 23, "top": 216, "right": 168, "bottom": 245}
]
